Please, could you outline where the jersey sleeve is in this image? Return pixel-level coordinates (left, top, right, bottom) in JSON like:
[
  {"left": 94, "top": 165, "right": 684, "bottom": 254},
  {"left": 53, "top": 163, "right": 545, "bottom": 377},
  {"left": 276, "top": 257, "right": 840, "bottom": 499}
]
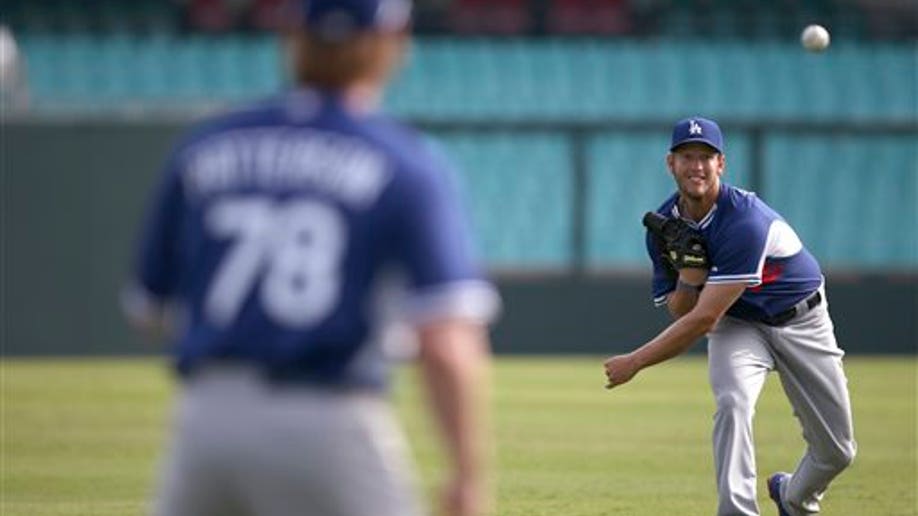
[
  {"left": 646, "top": 230, "right": 677, "bottom": 306},
  {"left": 123, "top": 150, "right": 186, "bottom": 320},
  {"left": 389, "top": 153, "right": 500, "bottom": 326},
  {"left": 706, "top": 214, "right": 769, "bottom": 286}
]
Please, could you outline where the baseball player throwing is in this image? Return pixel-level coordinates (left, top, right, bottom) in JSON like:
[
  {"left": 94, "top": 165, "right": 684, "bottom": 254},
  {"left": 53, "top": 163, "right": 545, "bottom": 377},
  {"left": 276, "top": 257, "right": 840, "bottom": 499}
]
[
  {"left": 603, "top": 117, "right": 856, "bottom": 516},
  {"left": 123, "top": 1, "right": 499, "bottom": 515}
]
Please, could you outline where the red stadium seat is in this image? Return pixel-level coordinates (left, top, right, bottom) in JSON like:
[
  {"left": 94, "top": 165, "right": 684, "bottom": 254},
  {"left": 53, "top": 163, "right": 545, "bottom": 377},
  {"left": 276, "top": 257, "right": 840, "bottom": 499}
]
[
  {"left": 449, "top": 0, "right": 532, "bottom": 35},
  {"left": 249, "top": 0, "right": 292, "bottom": 30},
  {"left": 547, "top": 0, "right": 632, "bottom": 35},
  {"left": 188, "top": 0, "right": 236, "bottom": 32}
]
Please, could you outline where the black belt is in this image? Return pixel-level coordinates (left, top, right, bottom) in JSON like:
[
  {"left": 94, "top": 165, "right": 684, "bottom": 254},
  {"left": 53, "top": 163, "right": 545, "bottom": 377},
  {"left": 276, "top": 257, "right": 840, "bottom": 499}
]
[{"left": 760, "top": 291, "right": 822, "bottom": 326}]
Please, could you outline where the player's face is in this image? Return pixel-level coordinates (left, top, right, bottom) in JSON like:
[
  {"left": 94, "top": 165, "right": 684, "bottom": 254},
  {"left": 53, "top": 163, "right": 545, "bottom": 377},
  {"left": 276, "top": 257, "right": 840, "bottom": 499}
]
[{"left": 667, "top": 143, "right": 725, "bottom": 202}]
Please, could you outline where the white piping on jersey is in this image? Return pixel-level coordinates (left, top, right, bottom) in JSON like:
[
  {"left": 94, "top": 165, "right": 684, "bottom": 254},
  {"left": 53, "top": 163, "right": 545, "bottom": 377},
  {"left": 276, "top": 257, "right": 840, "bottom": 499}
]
[
  {"left": 707, "top": 219, "right": 804, "bottom": 286},
  {"left": 706, "top": 273, "right": 760, "bottom": 285},
  {"left": 670, "top": 202, "right": 719, "bottom": 229},
  {"left": 402, "top": 280, "right": 502, "bottom": 326}
]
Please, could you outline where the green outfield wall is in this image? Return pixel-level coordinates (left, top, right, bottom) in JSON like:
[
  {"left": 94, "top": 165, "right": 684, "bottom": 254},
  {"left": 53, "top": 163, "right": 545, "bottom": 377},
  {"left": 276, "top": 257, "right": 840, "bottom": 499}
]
[{"left": 2, "top": 120, "right": 915, "bottom": 356}]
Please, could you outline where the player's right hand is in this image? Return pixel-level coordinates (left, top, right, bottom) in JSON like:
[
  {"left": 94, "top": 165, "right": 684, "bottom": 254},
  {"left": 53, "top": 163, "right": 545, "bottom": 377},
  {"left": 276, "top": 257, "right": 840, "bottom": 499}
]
[{"left": 603, "top": 353, "right": 639, "bottom": 389}]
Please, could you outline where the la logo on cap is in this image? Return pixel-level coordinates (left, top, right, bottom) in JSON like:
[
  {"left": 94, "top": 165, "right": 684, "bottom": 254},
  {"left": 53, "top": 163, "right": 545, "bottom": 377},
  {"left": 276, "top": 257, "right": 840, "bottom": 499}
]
[{"left": 689, "top": 120, "right": 703, "bottom": 135}]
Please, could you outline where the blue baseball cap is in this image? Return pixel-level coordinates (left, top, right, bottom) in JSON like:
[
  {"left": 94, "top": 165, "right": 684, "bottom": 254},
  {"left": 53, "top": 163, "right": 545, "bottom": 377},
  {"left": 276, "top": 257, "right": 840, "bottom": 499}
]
[
  {"left": 670, "top": 117, "right": 724, "bottom": 153},
  {"left": 303, "top": 0, "right": 412, "bottom": 41}
]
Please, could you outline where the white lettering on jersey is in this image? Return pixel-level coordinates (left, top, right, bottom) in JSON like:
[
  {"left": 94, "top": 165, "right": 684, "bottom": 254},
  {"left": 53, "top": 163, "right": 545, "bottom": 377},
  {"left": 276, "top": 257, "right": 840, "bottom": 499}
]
[
  {"left": 185, "top": 129, "right": 391, "bottom": 209},
  {"left": 205, "top": 197, "right": 346, "bottom": 328}
]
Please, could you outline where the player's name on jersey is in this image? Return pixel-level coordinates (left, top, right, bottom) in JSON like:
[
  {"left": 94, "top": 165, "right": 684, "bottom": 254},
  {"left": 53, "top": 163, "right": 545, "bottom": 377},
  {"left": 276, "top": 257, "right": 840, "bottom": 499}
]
[{"left": 184, "top": 128, "right": 391, "bottom": 208}]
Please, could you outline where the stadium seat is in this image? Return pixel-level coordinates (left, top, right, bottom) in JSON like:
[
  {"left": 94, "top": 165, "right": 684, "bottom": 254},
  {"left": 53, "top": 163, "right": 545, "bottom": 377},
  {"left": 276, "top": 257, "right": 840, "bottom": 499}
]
[
  {"left": 585, "top": 132, "right": 672, "bottom": 265},
  {"left": 448, "top": 0, "right": 531, "bottom": 35},
  {"left": 12, "top": 35, "right": 916, "bottom": 268},
  {"left": 764, "top": 134, "right": 917, "bottom": 267},
  {"left": 439, "top": 133, "right": 572, "bottom": 267},
  {"left": 547, "top": 0, "right": 632, "bottom": 35},
  {"left": 18, "top": 36, "right": 916, "bottom": 125}
]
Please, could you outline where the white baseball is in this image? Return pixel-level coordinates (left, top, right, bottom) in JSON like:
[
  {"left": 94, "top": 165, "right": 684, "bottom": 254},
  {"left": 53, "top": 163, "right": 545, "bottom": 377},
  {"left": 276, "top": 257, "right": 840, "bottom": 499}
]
[{"left": 801, "top": 24, "right": 830, "bottom": 52}]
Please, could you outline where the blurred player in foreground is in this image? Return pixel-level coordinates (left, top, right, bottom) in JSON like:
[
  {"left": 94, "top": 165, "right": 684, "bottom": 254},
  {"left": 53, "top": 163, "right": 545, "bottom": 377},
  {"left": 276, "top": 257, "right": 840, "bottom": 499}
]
[
  {"left": 123, "top": 1, "right": 499, "bottom": 515},
  {"left": 603, "top": 118, "right": 856, "bottom": 516},
  {"left": 0, "top": 24, "right": 29, "bottom": 110}
]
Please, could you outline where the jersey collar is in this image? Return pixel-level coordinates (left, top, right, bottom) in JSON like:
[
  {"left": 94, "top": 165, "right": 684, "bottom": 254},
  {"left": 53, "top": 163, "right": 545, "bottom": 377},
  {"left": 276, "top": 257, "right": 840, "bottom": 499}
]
[
  {"left": 670, "top": 185, "right": 723, "bottom": 230},
  {"left": 284, "top": 87, "right": 382, "bottom": 119}
]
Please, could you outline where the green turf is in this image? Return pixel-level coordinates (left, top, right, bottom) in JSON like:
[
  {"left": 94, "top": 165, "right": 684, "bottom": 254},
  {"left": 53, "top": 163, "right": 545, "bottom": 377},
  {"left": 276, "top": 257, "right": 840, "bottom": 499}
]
[{"left": 2, "top": 356, "right": 915, "bottom": 515}]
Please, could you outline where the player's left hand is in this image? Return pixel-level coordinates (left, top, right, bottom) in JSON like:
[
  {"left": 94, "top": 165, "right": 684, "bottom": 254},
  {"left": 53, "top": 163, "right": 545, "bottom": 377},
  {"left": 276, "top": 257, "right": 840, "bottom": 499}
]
[
  {"left": 643, "top": 212, "right": 710, "bottom": 270},
  {"left": 603, "top": 354, "right": 639, "bottom": 389}
]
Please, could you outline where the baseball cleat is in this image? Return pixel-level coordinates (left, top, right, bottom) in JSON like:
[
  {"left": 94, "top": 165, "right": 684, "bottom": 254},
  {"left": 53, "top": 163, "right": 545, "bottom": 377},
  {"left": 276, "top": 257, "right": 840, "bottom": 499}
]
[{"left": 767, "top": 472, "right": 792, "bottom": 516}]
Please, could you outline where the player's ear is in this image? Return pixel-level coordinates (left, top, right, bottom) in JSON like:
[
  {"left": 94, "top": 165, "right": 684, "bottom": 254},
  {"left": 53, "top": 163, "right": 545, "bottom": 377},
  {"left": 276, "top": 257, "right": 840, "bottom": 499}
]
[
  {"left": 282, "top": 28, "right": 308, "bottom": 84},
  {"left": 389, "top": 28, "right": 411, "bottom": 69},
  {"left": 665, "top": 152, "right": 675, "bottom": 174},
  {"left": 716, "top": 152, "right": 726, "bottom": 176}
]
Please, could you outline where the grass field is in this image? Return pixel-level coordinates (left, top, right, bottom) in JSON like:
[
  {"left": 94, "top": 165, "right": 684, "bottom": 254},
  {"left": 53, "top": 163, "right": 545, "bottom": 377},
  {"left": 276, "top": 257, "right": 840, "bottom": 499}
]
[{"left": 2, "top": 356, "right": 915, "bottom": 515}]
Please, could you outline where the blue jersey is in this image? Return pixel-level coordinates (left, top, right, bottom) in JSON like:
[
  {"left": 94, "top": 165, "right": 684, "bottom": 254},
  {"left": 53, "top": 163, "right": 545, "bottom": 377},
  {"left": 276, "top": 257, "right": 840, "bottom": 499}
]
[
  {"left": 129, "top": 89, "right": 498, "bottom": 389},
  {"left": 647, "top": 183, "right": 822, "bottom": 322}
]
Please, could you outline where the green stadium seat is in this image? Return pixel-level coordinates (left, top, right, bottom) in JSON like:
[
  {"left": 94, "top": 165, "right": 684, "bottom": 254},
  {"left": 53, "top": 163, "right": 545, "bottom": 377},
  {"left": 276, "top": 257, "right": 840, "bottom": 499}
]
[
  {"left": 866, "top": 137, "right": 918, "bottom": 265},
  {"left": 585, "top": 132, "right": 671, "bottom": 265},
  {"left": 12, "top": 35, "right": 916, "bottom": 268},
  {"left": 404, "top": 39, "right": 912, "bottom": 123},
  {"left": 250, "top": 38, "right": 283, "bottom": 93},
  {"left": 571, "top": 40, "right": 615, "bottom": 119},
  {"left": 90, "top": 36, "right": 127, "bottom": 102},
  {"left": 763, "top": 135, "right": 832, "bottom": 259},
  {"left": 439, "top": 133, "right": 572, "bottom": 267},
  {"left": 751, "top": 43, "right": 802, "bottom": 119},
  {"left": 875, "top": 45, "right": 918, "bottom": 121},
  {"left": 17, "top": 36, "right": 55, "bottom": 100},
  {"left": 128, "top": 37, "right": 163, "bottom": 100},
  {"left": 55, "top": 36, "right": 97, "bottom": 100},
  {"left": 765, "top": 135, "right": 917, "bottom": 267},
  {"left": 720, "top": 132, "right": 753, "bottom": 190}
]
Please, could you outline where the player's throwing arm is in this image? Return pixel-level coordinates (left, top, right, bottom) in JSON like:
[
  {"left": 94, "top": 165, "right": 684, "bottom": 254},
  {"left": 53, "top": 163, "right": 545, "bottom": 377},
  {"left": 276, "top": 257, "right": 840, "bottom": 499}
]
[{"left": 604, "top": 212, "right": 710, "bottom": 389}]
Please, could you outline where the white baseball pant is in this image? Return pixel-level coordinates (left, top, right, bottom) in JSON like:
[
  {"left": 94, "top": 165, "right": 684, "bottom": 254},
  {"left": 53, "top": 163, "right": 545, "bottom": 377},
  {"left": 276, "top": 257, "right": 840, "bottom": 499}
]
[
  {"left": 707, "top": 288, "right": 856, "bottom": 516},
  {"left": 153, "top": 365, "right": 424, "bottom": 516}
]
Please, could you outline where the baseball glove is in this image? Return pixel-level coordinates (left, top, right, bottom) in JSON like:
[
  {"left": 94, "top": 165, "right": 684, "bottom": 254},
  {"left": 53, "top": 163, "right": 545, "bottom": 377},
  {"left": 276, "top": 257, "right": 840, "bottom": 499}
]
[{"left": 643, "top": 211, "right": 710, "bottom": 269}]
